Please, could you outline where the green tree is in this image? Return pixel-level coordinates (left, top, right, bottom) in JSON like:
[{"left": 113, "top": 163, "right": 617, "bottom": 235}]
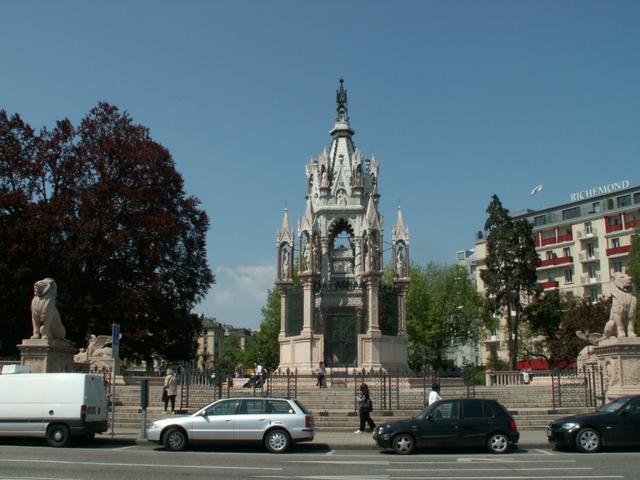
[
  {"left": 245, "top": 286, "right": 281, "bottom": 371},
  {"left": 217, "top": 334, "right": 242, "bottom": 376},
  {"left": 480, "top": 195, "right": 540, "bottom": 370},
  {"left": 407, "top": 263, "right": 484, "bottom": 370}
]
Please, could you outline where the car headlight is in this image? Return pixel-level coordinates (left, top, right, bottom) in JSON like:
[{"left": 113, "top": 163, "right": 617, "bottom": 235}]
[
  {"left": 148, "top": 423, "right": 159, "bottom": 430},
  {"left": 561, "top": 422, "right": 579, "bottom": 430}
]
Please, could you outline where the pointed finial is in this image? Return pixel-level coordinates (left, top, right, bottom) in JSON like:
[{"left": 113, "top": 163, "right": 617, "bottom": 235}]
[{"left": 336, "top": 78, "right": 348, "bottom": 119}]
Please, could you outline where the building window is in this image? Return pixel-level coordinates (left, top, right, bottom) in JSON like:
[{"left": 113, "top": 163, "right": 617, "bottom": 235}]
[
  {"left": 587, "top": 243, "right": 595, "bottom": 257},
  {"left": 617, "top": 195, "right": 632, "bottom": 208},
  {"left": 563, "top": 247, "right": 571, "bottom": 257},
  {"left": 613, "top": 261, "right": 623, "bottom": 273},
  {"left": 564, "top": 269, "right": 573, "bottom": 283},
  {"left": 590, "top": 288, "right": 598, "bottom": 303},
  {"left": 546, "top": 251, "right": 555, "bottom": 260},
  {"left": 589, "top": 265, "right": 597, "bottom": 279},
  {"left": 547, "top": 272, "right": 555, "bottom": 282},
  {"left": 634, "top": 192, "right": 640, "bottom": 204},
  {"left": 534, "top": 215, "right": 546, "bottom": 226},
  {"left": 562, "top": 207, "right": 581, "bottom": 220},
  {"left": 612, "top": 238, "right": 620, "bottom": 248},
  {"left": 585, "top": 221, "right": 593, "bottom": 234},
  {"left": 592, "top": 202, "right": 601, "bottom": 213}
]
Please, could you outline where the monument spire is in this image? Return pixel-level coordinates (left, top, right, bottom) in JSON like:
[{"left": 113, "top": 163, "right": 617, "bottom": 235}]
[{"left": 330, "top": 78, "right": 354, "bottom": 138}]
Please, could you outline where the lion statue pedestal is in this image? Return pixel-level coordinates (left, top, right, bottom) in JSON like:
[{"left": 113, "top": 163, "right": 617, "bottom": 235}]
[
  {"left": 17, "top": 278, "right": 75, "bottom": 373},
  {"left": 593, "top": 272, "right": 640, "bottom": 401}
]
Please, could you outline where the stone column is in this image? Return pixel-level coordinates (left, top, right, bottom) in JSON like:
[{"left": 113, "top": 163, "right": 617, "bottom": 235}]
[
  {"left": 363, "top": 272, "right": 382, "bottom": 335},
  {"left": 394, "top": 279, "right": 410, "bottom": 335}
]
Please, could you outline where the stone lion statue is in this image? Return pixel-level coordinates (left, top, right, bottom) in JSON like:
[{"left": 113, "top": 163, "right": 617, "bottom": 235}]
[
  {"left": 602, "top": 272, "right": 637, "bottom": 340},
  {"left": 74, "top": 334, "right": 113, "bottom": 370},
  {"left": 30, "top": 278, "right": 66, "bottom": 340}
]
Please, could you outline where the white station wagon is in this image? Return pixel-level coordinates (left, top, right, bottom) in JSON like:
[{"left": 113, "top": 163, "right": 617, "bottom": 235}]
[{"left": 147, "top": 397, "right": 315, "bottom": 453}]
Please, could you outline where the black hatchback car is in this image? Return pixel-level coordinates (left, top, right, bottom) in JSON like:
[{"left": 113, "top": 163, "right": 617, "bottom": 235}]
[
  {"left": 547, "top": 395, "right": 640, "bottom": 453},
  {"left": 373, "top": 398, "right": 519, "bottom": 454}
]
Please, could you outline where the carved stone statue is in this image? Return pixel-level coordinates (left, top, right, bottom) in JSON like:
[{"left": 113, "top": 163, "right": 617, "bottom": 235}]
[
  {"left": 302, "top": 242, "right": 311, "bottom": 272},
  {"left": 74, "top": 334, "right": 113, "bottom": 370},
  {"left": 396, "top": 249, "right": 405, "bottom": 277},
  {"left": 30, "top": 278, "right": 66, "bottom": 341},
  {"left": 281, "top": 248, "right": 290, "bottom": 279},
  {"left": 321, "top": 167, "right": 329, "bottom": 188},
  {"left": 602, "top": 272, "right": 637, "bottom": 340}
]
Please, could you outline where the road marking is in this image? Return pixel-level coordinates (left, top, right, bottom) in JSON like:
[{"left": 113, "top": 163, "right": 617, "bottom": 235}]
[
  {"left": 389, "top": 467, "right": 592, "bottom": 472},
  {"left": 535, "top": 448, "right": 555, "bottom": 455},
  {"left": 388, "top": 477, "right": 623, "bottom": 480},
  {"left": 0, "top": 477, "right": 82, "bottom": 480},
  {"left": 325, "top": 450, "right": 336, "bottom": 455},
  {"left": 0, "top": 459, "right": 281, "bottom": 471},
  {"left": 289, "top": 460, "right": 389, "bottom": 465}
]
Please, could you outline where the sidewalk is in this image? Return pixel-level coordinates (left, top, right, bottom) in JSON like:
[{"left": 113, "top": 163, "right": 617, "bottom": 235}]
[{"left": 99, "top": 428, "right": 550, "bottom": 450}]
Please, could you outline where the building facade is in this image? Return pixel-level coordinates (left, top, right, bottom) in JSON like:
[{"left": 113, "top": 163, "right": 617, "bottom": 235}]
[
  {"left": 275, "top": 80, "right": 410, "bottom": 372},
  {"left": 472, "top": 181, "right": 640, "bottom": 364}
]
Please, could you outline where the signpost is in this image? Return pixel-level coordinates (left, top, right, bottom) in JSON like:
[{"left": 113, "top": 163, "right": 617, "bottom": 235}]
[{"left": 110, "top": 323, "right": 120, "bottom": 436}]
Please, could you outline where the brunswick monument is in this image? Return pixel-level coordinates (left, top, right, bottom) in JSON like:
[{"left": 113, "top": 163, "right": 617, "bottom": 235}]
[{"left": 275, "top": 80, "right": 410, "bottom": 372}]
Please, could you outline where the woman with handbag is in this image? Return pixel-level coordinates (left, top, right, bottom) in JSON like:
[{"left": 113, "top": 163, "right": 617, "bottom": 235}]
[
  {"left": 354, "top": 383, "right": 375, "bottom": 433},
  {"left": 163, "top": 368, "right": 178, "bottom": 413}
]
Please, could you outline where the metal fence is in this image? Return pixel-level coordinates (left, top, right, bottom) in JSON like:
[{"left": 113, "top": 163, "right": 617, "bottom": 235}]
[
  {"left": 551, "top": 366, "right": 604, "bottom": 410},
  {"left": 175, "top": 367, "right": 478, "bottom": 411}
]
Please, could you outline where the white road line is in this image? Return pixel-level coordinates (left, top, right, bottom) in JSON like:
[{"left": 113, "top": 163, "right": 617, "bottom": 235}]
[
  {"left": 0, "top": 477, "right": 82, "bottom": 480},
  {"left": 289, "top": 460, "right": 389, "bottom": 465},
  {"left": 325, "top": 450, "right": 336, "bottom": 455},
  {"left": 388, "top": 476, "right": 623, "bottom": 480},
  {"left": 0, "top": 459, "right": 281, "bottom": 471},
  {"left": 535, "top": 448, "right": 555, "bottom": 455},
  {"left": 389, "top": 467, "right": 592, "bottom": 472}
]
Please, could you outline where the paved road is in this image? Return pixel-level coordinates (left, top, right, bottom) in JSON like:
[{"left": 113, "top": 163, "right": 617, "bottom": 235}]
[{"left": 1, "top": 439, "right": 639, "bottom": 479}]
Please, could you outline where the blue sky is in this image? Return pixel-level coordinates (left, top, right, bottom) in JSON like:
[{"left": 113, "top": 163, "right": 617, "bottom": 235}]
[{"left": 2, "top": 1, "right": 639, "bottom": 330}]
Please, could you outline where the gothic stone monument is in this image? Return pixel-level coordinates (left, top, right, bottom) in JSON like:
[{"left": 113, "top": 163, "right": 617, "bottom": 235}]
[
  {"left": 18, "top": 278, "right": 75, "bottom": 373},
  {"left": 593, "top": 272, "right": 640, "bottom": 400},
  {"left": 275, "top": 80, "right": 410, "bottom": 372}
]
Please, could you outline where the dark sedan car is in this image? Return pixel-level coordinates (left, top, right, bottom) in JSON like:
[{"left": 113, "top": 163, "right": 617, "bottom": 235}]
[
  {"left": 373, "top": 398, "right": 519, "bottom": 454},
  {"left": 547, "top": 395, "right": 640, "bottom": 453}
]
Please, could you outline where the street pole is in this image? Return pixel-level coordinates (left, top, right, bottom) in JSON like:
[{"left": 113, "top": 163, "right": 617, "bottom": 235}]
[{"left": 110, "top": 323, "right": 120, "bottom": 437}]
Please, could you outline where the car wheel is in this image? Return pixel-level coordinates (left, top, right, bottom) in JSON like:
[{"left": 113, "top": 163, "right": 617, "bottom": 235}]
[
  {"left": 265, "top": 429, "right": 291, "bottom": 453},
  {"left": 486, "top": 432, "right": 510, "bottom": 454},
  {"left": 46, "top": 424, "right": 71, "bottom": 448},
  {"left": 575, "top": 427, "right": 601, "bottom": 453},
  {"left": 392, "top": 433, "right": 415, "bottom": 455},
  {"left": 163, "top": 428, "right": 188, "bottom": 451}
]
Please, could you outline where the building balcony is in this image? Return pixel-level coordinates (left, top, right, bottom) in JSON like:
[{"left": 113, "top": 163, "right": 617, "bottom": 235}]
[
  {"left": 535, "top": 234, "right": 573, "bottom": 248},
  {"left": 576, "top": 229, "right": 598, "bottom": 239},
  {"left": 537, "top": 256, "right": 573, "bottom": 269},
  {"left": 580, "top": 274, "right": 601, "bottom": 285},
  {"left": 605, "top": 218, "right": 623, "bottom": 233},
  {"left": 539, "top": 280, "right": 559, "bottom": 290},
  {"left": 625, "top": 218, "right": 640, "bottom": 230},
  {"left": 606, "top": 245, "right": 631, "bottom": 257},
  {"left": 579, "top": 251, "right": 600, "bottom": 262}
]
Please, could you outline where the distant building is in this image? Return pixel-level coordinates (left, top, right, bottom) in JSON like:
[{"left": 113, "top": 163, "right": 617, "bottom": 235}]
[
  {"left": 471, "top": 180, "right": 639, "bottom": 365},
  {"left": 195, "top": 316, "right": 226, "bottom": 370},
  {"left": 222, "top": 324, "right": 252, "bottom": 350}
]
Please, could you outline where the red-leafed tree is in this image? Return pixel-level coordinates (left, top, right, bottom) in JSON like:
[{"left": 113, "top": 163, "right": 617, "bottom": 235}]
[{"left": 0, "top": 104, "right": 213, "bottom": 362}]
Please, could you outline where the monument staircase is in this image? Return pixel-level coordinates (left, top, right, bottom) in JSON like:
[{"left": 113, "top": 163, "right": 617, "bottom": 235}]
[{"left": 110, "top": 379, "right": 594, "bottom": 433}]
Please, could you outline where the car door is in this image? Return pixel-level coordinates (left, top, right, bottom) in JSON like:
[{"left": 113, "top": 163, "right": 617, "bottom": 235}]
[
  {"left": 417, "top": 400, "right": 461, "bottom": 448},
  {"left": 234, "top": 399, "right": 269, "bottom": 441},
  {"left": 608, "top": 398, "right": 640, "bottom": 446},
  {"left": 190, "top": 399, "right": 239, "bottom": 441},
  {"left": 458, "top": 400, "right": 491, "bottom": 447}
]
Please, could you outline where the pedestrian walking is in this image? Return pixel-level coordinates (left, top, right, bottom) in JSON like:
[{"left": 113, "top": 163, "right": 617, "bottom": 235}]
[
  {"left": 313, "top": 361, "right": 326, "bottom": 388},
  {"left": 428, "top": 382, "right": 441, "bottom": 405},
  {"left": 163, "top": 368, "right": 178, "bottom": 413},
  {"left": 354, "top": 383, "right": 375, "bottom": 433}
]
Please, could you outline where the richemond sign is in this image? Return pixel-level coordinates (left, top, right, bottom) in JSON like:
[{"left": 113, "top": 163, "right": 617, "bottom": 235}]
[{"left": 570, "top": 179, "right": 630, "bottom": 202}]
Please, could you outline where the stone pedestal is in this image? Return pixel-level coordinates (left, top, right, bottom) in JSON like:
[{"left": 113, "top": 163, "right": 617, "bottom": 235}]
[
  {"left": 17, "top": 338, "right": 76, "bottom": 373},
  {"left": 595, "top": 337, "right": 640, "bottom": 401}
]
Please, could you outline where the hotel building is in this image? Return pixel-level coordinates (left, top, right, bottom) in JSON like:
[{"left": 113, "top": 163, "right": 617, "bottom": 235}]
[{"left": 471, "top": 181, "right": 639, "bottom": 364}]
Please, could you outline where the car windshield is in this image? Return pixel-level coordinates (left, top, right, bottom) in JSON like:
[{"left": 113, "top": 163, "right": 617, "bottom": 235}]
[
  {"left": 415, "top": 404, "right": 435, "bottom": 420},
  {"left": 598, "top": 397, "right": 628, "bottom": 414}
]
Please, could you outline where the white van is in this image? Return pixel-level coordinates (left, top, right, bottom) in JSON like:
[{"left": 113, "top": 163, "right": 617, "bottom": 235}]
[{"left": 0, "top": 372, "right": 108, "bottom": 447}]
